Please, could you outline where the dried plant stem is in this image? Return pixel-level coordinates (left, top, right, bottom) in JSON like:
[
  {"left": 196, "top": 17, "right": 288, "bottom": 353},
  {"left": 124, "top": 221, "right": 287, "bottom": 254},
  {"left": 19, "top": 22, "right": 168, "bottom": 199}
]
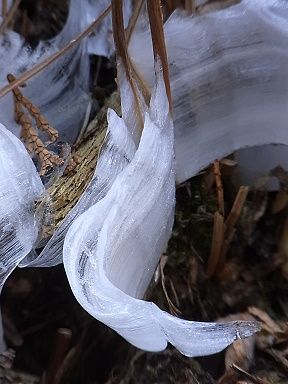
[
  {"left": 185, "top": 0, "right": 196, "bottom": 13},
  {"left": 42, "top": 328, "right": 72, "bottom": 384},
  {"left": 216, "top": 186, "right": 249, "bottom": 276},
  {"left": 112, "top": 0, "right": 147, "bottom": 129},
  {"left": 0, "top": 5, "right": 111, "bottom": 98},
  {"left": 0, "top": 0, "right": 20, "bottom": 33},
  {"left": 7, "top": 74, "right": 63, "bottom": 175},
  {"left": 112, "top": 0, "right": 131, "bottom": 82},
  {"left": 160, "top": 255, "right": 181, "bottom": 316},
  {"left": 207, "top": 211, "right": 225, "bottom": 278},
  {"left": 232, "top": 364, "right": 269, "bottom": 384},
  {"left": 1, "top": 0, "right": 7, "bottom": 17},
  {"left": 126, "top": 0, "right": 144, "bottom": 44},
  {"left": 225, "top": 186, "right": 249, "bottom": 240},
  {"left": 147, "top": 0, "right": 173, "bottom": 112},
  {"left": 208, "top": 185, "right": 249, "bottom": 278},
  {"left": 214, "top": 159, "right": 224, "bottom": 216}
]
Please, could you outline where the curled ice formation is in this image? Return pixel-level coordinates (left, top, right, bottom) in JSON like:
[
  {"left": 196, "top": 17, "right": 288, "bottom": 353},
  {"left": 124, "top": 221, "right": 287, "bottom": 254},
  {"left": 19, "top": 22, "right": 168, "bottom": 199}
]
[
  {"left": 0, "top": 123, "right": 44, "bottom": 288},
  {"left": 129, "top": 0, "right": 288, "bottom": 184},
  {"left": 63, "top": 72, "right": 259, "bottom": 356}
]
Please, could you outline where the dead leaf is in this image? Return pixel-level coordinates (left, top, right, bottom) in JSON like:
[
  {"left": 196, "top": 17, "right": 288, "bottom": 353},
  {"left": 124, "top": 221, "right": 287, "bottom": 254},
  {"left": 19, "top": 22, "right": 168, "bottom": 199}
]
[
  {"left": 271, "top": 191, "right": 288, "bottom": 214},
  {"left": 217, "top": 313, "right": 256, "bottom": 384},
  {"left": 248, "top": 307, "right": 283, "bottom": 335}
]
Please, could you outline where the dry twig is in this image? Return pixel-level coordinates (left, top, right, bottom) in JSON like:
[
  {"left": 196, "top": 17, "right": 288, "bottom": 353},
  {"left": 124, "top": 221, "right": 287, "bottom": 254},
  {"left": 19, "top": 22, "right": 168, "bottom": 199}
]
[
  {"left": 207, "top": 211, "right": 224, "bottom": 277},
  {"left": 147, "top": 0, "right": 173, "bottom": 112},
  {"left": 0, "top": 0, "right": 21, "bottom": 34},
  {"left": 225, "top": 186, "right": 249, "bottom": 240},
  {"left": 214, "top": 160, "right": 225, "bottom": 216},
  {"left": 7, "top": 73, "right": 63, "bottom": 176}
]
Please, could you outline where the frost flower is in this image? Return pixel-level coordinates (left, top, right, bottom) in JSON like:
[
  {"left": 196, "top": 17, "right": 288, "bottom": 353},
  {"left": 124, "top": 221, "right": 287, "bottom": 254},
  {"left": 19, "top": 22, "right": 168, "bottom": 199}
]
[{"left": 63, "top": 69, "right": 259, "bottom": 357}]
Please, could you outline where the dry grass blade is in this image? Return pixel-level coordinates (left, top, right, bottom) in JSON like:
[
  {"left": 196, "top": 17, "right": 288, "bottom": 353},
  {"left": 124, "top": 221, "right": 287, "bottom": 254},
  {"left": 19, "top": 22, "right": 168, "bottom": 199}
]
[
  {"left": 0, "top": 0, "right": 21, "bottom": 34},
  {"left": 1, "top": 0, "right": 7, "bottom": 18},
  {"left": 42, "top": 328, "right": 72, "bottom": 384},
  {"left": 185, "top": 0, "right": 196, "bottom": 13},
  {"left": 216, "top": 227, "right": 236, "bottom": 275},
  {"left": 266, "top": 349, "right": 288, "bottom": 372},
  {"left": 207, "top": 211, "right": 224, "bottom": 278},
  {"left": 214, "top": 160, "right": 224, "bottom": 216},
  {"left": 225, "top": 186, "right": 249, "bottom": 240},
  {"left": 216, "top": 186, "right": 248, "bottom": 276},
  {"left": 147, "top": 0, "right": 173, "bottom": 112},
  {"left": 231, "top": 364, "right": 270, "bottom": 384},
  {"left": 160, "top": 256, "right": 181, "bottom": 316},
  {"left": 208, "top": 185, "right": 249, "bottom": 278},
  {"left": 112, "top": 0, "right": 131, "bottom": 82},
  {"left": 112, "top": 0, "right": 147, "bottom": 131},
  {"left": 0, "top": 5, "right": 111, "bottom": 98},
  {"left": 126, "top": 0, "right": 144, "bottom": 43}
]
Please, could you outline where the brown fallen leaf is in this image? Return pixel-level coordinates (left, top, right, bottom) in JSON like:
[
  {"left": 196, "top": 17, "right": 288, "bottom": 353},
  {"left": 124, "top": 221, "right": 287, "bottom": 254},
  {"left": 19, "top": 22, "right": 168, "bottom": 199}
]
[
  {"left": 265, "top": 349, "right": 288, "bottom": 373},
  {"left": 248, "top": 307, "right": 282, "bottom": 335},
  {"left": 248, "top": 306, "right": 288, "bottom": 350},
  {"left": 217, "top": 313, "right": 257, "bottom": 384},
  {"left": 271, "top": 191, "right": 288, "bottom": 214}
]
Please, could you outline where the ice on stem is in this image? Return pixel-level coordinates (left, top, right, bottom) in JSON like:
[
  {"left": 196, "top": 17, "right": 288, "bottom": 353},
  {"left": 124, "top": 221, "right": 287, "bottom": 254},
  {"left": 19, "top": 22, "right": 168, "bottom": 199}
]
[
  {"left": 22, "top": 107, "right": 137, "bottom": 268},
  {"left": 63, "top": 71, "right": 259, "bottom": 356},
  {"left": 21, "top": 59, "right": 143, "bottom": 268}
]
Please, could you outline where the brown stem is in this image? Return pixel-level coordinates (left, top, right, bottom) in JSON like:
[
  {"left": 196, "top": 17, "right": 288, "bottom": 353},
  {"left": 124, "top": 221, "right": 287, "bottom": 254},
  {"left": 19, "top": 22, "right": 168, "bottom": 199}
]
[
  {"left": 42, "top": 328, "right": 72, "bottom": 384},
  {"left": 126, "top": 0, "right": 144, "bottom": 44},
  {"left": 147, "top": 0, "right": 172, "bottom": 112},
  {"left": 112, "top": 0, "right": 145, "bottom": 128},
  {"left": 0, "top": 0, "right": 21, "bottom": 34},
  {"left": 1, "top": 0, "right": 7, "bottom": 17},
  {"left": 111, "top": 0, "right": 131, "bottom": 82}
]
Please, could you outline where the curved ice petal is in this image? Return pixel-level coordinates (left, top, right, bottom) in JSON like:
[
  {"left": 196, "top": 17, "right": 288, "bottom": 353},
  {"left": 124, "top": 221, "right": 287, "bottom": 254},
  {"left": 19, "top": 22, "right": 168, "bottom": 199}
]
[
  {"left": 63, "top": 73, "right": 259, "bottom": 356},
  {"left": 129, "top": 0, "right": 288, "bottom": 184},
  {"left": 0, "top": 123, "right": 44, "bottom": 288}
]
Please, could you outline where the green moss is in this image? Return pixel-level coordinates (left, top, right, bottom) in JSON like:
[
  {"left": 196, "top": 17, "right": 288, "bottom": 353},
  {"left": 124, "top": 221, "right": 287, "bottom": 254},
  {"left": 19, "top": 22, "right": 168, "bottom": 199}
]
[{"left": 167, "top": 175, "right": 217, "bottom": 267}]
